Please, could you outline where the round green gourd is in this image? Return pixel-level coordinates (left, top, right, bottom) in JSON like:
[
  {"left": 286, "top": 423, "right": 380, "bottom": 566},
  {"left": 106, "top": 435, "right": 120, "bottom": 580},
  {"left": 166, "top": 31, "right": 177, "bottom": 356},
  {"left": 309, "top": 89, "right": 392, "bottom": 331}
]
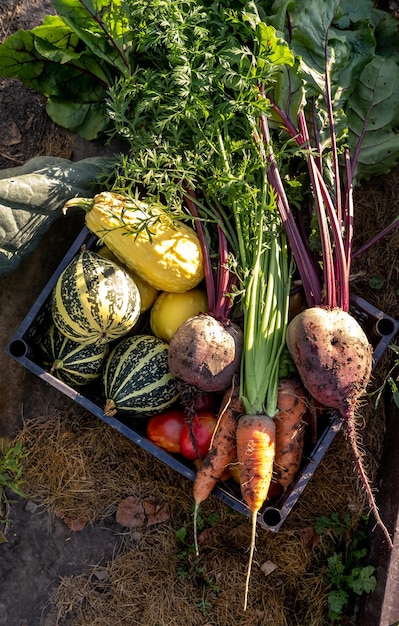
[
  {"left": 102, "top": 334, "right": 180, "bottom": 416},
  {"left": 51, "top": 249, "right": 141, "bottom": 345},
  {"left": 39, "top": 323, "right": 108, "bottom": 386}
]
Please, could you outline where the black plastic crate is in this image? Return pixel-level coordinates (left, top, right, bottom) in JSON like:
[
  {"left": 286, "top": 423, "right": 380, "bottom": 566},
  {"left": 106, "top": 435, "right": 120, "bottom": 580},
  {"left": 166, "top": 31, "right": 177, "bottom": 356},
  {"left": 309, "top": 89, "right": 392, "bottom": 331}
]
[{"left": 5, "top": 227, "right": 399, "bottom": 531}]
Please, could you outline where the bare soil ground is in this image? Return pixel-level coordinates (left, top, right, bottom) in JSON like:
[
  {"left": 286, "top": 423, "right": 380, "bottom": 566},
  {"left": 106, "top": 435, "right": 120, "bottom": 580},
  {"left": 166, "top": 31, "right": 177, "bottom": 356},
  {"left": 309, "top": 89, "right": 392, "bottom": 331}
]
[
  {"left": 0, "top": 2, "right": 130, "bottom": 625},
  {"left": 0, "top": 2, "right": 398, "bottom": 626}
]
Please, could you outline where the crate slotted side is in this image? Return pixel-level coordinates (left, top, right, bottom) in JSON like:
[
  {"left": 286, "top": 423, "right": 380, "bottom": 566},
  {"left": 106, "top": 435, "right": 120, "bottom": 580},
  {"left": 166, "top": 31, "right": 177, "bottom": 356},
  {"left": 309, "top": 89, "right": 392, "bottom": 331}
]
[{"left": 5, "top": 227, "right": 399, "bottom": 531}]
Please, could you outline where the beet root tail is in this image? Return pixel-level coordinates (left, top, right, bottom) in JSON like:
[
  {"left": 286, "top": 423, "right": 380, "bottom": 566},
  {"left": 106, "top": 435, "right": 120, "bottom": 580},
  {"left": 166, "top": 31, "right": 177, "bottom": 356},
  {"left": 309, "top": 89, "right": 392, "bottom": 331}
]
[{"left": 345, "top": 409, "right": 393, "bottom": 549}]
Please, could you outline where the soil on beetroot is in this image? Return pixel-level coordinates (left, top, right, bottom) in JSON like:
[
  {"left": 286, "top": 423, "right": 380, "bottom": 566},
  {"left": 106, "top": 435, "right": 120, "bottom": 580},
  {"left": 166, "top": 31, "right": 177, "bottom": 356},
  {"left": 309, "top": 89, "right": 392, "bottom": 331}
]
[{"left": 1, "top": 2, "right": 399, "bottom": 626}]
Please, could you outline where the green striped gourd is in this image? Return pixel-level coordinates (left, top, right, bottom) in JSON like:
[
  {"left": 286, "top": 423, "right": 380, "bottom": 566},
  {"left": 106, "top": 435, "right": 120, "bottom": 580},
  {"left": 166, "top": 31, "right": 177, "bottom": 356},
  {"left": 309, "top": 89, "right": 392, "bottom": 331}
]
[
  {"left": 103, "top": 334, "right": 180, "bottom": 416},
  {"left": 39, "top": 323, "right": 108, "bottom": 386},
  {"left": 51, "top": 250, "right": 141, "bottom": 345}
]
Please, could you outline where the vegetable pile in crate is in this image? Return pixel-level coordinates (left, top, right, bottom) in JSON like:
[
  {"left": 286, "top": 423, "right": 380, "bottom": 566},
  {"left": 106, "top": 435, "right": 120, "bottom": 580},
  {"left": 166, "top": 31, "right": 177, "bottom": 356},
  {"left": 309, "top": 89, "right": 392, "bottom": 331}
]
[
  {"left": 5, "top": 217, "right": 399, "bottom": 527},
  {"left": 5, "top": 206, "right": 399, "bottom": 612}
]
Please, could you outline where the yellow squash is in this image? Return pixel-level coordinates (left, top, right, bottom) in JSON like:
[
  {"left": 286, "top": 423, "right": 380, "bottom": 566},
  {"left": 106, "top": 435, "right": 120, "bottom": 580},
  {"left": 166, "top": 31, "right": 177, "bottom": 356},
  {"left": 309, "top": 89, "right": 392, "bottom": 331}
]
[{"left": 64, "top": 192, "right": 204, "bottom": 293}]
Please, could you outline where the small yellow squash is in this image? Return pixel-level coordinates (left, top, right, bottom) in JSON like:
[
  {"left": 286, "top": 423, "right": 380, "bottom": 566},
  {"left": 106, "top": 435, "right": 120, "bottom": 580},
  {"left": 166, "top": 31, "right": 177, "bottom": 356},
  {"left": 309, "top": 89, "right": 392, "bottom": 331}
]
[{"left": 150, "top": 288, "right": 208, "bottom": 342}]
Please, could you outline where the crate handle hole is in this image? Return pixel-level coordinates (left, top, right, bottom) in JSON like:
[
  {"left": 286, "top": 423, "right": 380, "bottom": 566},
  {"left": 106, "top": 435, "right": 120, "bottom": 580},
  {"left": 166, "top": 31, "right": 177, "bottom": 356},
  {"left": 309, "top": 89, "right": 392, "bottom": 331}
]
[
  {"left": 8, "top": 339, "right": 29, "bottom": 358},
  {"left": 261, "top": 507, "right": 282, "bottom": 528},
  {"left": 375, "top": 317, "right": 397, "bottom": 338}
]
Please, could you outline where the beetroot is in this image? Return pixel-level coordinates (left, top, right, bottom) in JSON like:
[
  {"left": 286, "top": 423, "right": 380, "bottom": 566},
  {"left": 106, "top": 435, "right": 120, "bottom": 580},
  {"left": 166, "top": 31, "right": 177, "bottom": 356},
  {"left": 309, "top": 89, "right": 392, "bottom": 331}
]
[
  {"left": 168, "top": 313, "right": 243, "bottom": 392},
  {"left": 286, "top": 306, "right": 393, "bottom": 548},
  {"left": 260, "top": 77, "right": 394, "bottom": 548},
  {"left": 286, "top": 307, "right": 372, "bottom": 415}
]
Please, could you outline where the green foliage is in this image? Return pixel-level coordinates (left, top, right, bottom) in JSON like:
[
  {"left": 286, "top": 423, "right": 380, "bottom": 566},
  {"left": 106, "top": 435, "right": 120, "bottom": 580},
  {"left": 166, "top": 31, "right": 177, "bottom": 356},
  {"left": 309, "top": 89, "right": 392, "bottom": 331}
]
[
  {"left": 175, "top": 506, "right": 221, "bottom": 616},
  {"left": 267, "top": 0, "right": 399, "bottom": 181},
  {"left": 0, "top": 0, "right": 399, "bottom": 177},
  {"left": 368, "top": 275, "right": 386, "bottom": 290},
  {"left": 315, "top": 512, "right": 377, "bottom": 622},
  {"left": 388, "top": 373, "right": 399, "bottom": 409},
  {"left": 386, "top": 345, "right": 399, "bottom": 409},
  {"left": 373, "top": 344, "right": 399, "bottom": 409},
  {"left": 0, "top": 0, "right": 132, "bottom": 138},
  {"left": 0, "top": 440, "right": 27, "bottom": 521},
  {"left": 314, "top": 511, "right": 352, "bottom": 537}
]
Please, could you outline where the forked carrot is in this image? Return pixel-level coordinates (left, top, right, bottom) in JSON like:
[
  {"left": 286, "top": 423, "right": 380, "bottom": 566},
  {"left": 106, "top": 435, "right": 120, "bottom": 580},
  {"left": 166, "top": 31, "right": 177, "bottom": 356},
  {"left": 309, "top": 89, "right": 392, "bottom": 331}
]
[
  {"left": 236, "top": 413, "right": 276, "bottom": 611},
  {"left": 273, "top": 377, "right": 307, "bottom": 492},
  {"left": 193, "top": 382, "right": 242, "bottom": 555}
]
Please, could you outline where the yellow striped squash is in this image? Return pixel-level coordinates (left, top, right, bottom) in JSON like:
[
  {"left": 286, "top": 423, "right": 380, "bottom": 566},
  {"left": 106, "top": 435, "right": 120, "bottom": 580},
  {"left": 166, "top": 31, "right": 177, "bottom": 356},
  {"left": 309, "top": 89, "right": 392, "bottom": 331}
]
[
  {"left": 102, "top": 334, "right": 180, "bottom": 416},
  {"left": 39, "top": 323, "right": 108, "bottom": 386},
  {"left": 96, "top": 244, "right": 159, "bottom": 312},
  {"left": 51, "top": 250, "right": 141, "bottom": 345}
]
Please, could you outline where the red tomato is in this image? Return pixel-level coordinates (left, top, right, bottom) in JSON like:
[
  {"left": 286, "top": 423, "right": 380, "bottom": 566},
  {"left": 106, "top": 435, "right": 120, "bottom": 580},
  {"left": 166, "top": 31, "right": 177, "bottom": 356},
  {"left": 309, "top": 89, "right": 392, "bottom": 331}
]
[
  {"left": 146, "top": 409, "right": 186, "bottom": 454},
  {"left": 180, "top": 410, "right": 218, "bottom": 460}
]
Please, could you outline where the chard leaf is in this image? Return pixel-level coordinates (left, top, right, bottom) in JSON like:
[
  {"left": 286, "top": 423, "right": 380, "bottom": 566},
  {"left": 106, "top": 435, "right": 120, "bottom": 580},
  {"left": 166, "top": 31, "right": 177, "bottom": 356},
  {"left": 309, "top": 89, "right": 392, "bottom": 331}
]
[
  {"left": 0, "top": 17, "right": 111, "bottom": 138},
  {"left": 268, "top": 59, "right": 305, "bottom": 127},
  {"left": 268, "top": 0, "right": 399, "bottom": 178},
  {"left": 0, "top": 156, "right": 114, "bottom": 277},
  {"left": 50, "top": 0, "right": 132, "bottom": 75},
  {"left": 288, "top": 0, "right": 340, "bottom": 94},
  {"left": 257, "top": 22, "right": 294, "bottom": 68},
  {"left": 333, "top": 0, "right": 375, "bottom": 28},
  {"left": 347, "top": 56, "right": 399, "bottom": 180},
  {"left": 0, "top": 16, "right": 111, "bottom": 90},
  {"left": 288, "top": 0, "right": 376, "bottom": 101},
  {"left": 373, "top": 9, "right": 399, "bottom": 62},
  {"left": 46, "top": 99, "right": 109, "bottom": 140},
  {"left": 0, "top": 4, "right": 129, "bottom": 139},
  {"left": 32, "top": 18, "right": 112, "bottom": 85}
]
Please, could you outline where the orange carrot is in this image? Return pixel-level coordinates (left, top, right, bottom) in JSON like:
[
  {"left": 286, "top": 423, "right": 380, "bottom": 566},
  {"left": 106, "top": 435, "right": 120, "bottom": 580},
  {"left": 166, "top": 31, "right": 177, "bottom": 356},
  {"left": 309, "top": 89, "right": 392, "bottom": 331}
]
[
  {"left": 193, "top": 383, "right": 242, "bottom": 555},
  {"left": 236, "top": 413, "right": 276, "bottom": 611},
  {"left": 273, "top": 377, "right": 307, "bottom": 492}
]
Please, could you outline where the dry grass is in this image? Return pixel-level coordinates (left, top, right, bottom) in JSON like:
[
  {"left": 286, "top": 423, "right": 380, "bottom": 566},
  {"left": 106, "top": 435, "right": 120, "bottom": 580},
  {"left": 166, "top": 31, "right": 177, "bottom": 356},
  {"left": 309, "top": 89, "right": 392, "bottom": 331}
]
[{"left": 13, "top": 392, "right": 384, "bottom": 626}]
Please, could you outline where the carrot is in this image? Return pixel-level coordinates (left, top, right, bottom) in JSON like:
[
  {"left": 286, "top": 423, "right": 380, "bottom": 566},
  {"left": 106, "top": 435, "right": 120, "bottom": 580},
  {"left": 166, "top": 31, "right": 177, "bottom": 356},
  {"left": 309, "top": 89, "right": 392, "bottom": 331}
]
[
  {"left": 273, "top": 377, "right": 307, "bottom": 492},
  {"left": 192, "top": 382, "right": 242, "bottom": 556},
  {"left": 236, "top": 413, "right": 276, "bottom": 612}
]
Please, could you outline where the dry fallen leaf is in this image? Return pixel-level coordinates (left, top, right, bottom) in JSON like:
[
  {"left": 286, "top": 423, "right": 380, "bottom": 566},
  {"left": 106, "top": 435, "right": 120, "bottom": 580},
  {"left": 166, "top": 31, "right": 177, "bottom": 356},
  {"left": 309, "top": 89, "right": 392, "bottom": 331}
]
[
  {"left": 56, "top": 513, "right": 90, "bottom": 532},
  {"left": 198, "top": 526, "right": 220, "bottom": 550},
  {"left": 260, "top": 559, "right": 278, "bottom": 577},
  {"left": 116, "top": 496, "right": 170, "bottom": 528},
  {"left": 222, "top": 523, "right": 250, "bottom": 549},
  {"left": 298, "top": 526, "right": 320, "bottom": 550},
  {"left": 142, "top": 498, "right": 170, "bottom": 526},
  {"left": 116, "top": 496, "right": 145, "bottom": 528},
  {"left": 4, "top": 121, "right": 21, "bottom": 146},
  {"left": 92, "top": 567, "right": 109, "bottom": 582}
]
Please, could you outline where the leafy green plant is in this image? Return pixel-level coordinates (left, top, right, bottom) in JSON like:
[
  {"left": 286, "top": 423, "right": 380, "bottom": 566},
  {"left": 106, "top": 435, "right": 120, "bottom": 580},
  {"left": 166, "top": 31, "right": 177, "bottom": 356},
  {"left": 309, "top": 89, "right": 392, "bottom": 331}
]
[
  {"left": 175, "top": 506, "right": 221, "bottom": 616},
  {"left": 1, "top": 0, "right": 399, "bottom": 182},
  {"left": 315, "top": 511, "right": 352, "bottom": 538},
  {"left": 372, "top": 344, "right": 399, "bottom": 409},
  {"left": 368, "top": 275, "right": 386, "bottom": 290},
  {"left": 0, "top": 440, "right": 27, "bottom": 517},
  {"left": 0, "top": 0, "right": 133, "bottom": 139},
  {"left": 385, "top": 345, "right": 399, "bottom": 408},
  {"left": 315, "top": 512, "right": 377, "bottom": 622}
]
